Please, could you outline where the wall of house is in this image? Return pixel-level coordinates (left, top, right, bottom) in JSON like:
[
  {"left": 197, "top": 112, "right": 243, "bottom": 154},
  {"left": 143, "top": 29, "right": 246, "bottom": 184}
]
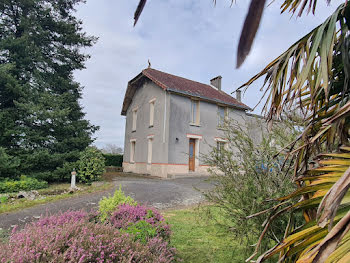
[
  {"left": 123, "top": 80, "right": 170, "bottom": 177},
  {"left": 167, "top": 93, "right": 247, "bottom": 175}
]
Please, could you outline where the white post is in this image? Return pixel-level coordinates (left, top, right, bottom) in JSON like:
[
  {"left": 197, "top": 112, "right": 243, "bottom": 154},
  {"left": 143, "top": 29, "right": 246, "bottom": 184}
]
[{"left": 71, "top": 169, "right": 76, "bottom": 189}]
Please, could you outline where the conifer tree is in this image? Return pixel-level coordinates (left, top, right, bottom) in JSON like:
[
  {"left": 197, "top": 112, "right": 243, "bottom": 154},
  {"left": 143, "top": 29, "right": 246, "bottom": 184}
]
[{"left": 0, "top": 0, "right": 98, "bottom": 181}]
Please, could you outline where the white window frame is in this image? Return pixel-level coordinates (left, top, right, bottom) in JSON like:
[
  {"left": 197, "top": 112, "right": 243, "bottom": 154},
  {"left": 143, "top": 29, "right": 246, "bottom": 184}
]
[
  {"left": 190, "top": 99, "right": 200, "bottom": 125},
  {"left": 147, "top": 135, "right": 154, "bottom": 164},
  {"left": 130, "top": 139, "right": 136, "bottom": 163},
  {"left": 217, "top": 105, "right": 228, "bottom": 126},
  {"left": 214, "top": 137, "right": 228, "bottom": 152},
  {"left": 132, "top": 107, "right": 138, "bottom": 131},
  {"left": 149, "top": 98, "right": 156, "bottom": 127}
]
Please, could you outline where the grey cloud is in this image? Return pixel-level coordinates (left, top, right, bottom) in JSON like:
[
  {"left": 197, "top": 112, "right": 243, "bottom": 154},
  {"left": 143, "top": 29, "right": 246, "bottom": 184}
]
[{"left": 74, "top": 0, "right": 338, "bottom": 148}]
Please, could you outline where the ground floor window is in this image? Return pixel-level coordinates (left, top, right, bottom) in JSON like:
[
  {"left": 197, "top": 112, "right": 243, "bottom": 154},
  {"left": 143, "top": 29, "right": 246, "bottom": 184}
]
[
  {"left": 217, "top": 141, "right": 226, "bottom": 152},
  {"left": 147, "top": 138, "right": 153, "bottom": 164},
  {"left": 130, "top": 140, "right": 136, "bottom": 163}
]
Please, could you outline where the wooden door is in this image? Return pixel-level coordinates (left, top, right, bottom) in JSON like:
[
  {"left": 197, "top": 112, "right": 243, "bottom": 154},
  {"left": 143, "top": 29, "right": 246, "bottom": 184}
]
[{"left": 189, "top": 139, "right": 195, "bottom": 171}]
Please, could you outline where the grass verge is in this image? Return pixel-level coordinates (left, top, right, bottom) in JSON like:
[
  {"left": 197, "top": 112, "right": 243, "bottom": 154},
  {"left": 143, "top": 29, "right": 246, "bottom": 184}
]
[
  {"left": 0, "top": 182, "right": 113, "bottom": 214},
  {"left": 164, "top": 206, "right": 247, "bottom": 263}
]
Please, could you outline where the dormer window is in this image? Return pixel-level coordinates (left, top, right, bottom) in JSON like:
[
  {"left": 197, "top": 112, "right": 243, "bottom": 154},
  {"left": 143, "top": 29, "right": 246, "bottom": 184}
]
[{"left": 190, "top": 99, "right": 200, "bottom": 125}]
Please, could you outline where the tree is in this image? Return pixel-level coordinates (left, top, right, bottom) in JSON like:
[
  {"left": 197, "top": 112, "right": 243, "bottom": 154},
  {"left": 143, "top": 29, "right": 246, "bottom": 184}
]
[
  {"left": 134, "top": 0, "right": 350, "bottom": 262},
  {"left": 202, "top": 117, "right": 301, "bottom": 257},
  {"left": 0, "top": 0, "right": 98, "bottom": 181}
]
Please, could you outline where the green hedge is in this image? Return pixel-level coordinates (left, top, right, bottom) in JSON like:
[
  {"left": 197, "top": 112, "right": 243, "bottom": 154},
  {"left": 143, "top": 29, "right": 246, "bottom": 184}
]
[
  {"left": 103, "top": 154, "right": 123, "bottom": 167},
  {"left": 0, "top": 176, "right": 48, "bottom": 193}
]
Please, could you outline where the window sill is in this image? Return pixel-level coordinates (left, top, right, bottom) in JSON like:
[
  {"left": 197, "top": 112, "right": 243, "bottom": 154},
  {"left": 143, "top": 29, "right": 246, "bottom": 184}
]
[
  {"left": 217, "top": 125, "right": 226, "bottom": 130},
  {"left": 189, "top": 123, "right": 201, "bottom": 127}
]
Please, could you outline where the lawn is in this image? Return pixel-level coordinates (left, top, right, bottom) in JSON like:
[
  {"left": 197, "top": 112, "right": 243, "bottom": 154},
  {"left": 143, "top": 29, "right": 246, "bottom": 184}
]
[
  {"left": 164, "top": 206, "right": 247, "bottom": 263},
  {"left": 0, "top": 182, "right": 113, "bottom": 214}
]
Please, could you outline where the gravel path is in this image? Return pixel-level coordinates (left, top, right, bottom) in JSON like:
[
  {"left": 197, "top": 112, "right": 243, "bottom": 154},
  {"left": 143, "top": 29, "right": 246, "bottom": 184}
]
[{"left": 0, "top": 175, "right": 212, "bottom": 231}]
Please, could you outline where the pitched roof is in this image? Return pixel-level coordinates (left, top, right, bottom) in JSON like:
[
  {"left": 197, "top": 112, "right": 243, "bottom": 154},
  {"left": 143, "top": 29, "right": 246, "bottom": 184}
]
[{"left": 121, "top": 68, "right": 251, "bottom": 115}]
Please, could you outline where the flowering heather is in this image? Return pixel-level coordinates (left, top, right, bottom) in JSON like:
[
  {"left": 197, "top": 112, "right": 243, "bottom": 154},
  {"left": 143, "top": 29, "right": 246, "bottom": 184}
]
[
  {"left": 109, "top": 204, "right": 171, "bottom": 240},
  {"left": 0, "top": 210, "right": 175, "bottom": 263}
]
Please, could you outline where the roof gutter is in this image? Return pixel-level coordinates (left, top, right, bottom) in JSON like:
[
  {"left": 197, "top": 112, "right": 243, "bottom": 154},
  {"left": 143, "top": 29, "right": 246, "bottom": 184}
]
[{"left": 166, "top": 88, "right": 251, "bottom": 111}]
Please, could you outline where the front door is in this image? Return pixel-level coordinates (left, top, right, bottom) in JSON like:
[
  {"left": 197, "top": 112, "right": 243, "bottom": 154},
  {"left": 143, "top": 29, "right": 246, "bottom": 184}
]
[{"left": 189, "top": 139, "right": 195, "bottom": 171}]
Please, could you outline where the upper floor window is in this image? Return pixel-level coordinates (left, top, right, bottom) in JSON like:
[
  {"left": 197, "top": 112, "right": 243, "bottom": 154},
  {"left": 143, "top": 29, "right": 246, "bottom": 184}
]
[
  {"left": 218, "top": 106, "right": 228, "bottom": 126},
  {"left": 149, "top": 98, "right": 156, "bottom": 127},
  {"left": 191, "top": 99, "right": 200, "bottom": 125},
  {"left": 132, "top": 107, "right": 138, "bottom": 131}
]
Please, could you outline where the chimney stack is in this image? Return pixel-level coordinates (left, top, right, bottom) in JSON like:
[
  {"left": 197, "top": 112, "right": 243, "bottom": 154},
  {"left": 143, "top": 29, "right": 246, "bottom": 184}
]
[
  {"left": 236, "top": 90, "right": 242, "bottom": 102},
  {"left": 210, "top": 76, "right": 222, "bottom": 91}
]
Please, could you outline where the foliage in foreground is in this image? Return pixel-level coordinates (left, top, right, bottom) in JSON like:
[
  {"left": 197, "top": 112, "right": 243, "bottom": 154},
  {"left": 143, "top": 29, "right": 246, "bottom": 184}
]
[
  {"left": 77, "top": 147, "right": 106, "bottom": 183},
  {"left": 0, "top": 210, "right": 175, "bottom": 263},
  {"left": 109, "top": 204, "right": 171, "bottom": 243},
  {"left": 99, "top": 186, "right": 137, "bottom": 221},
  {"left": 203, "top": 117, "right": 301, "bottom": 256},
  {"left": 238, "top": 2, "right": 350, "bottom": 262},
  {"left": 0, "top": 176, "right": 48, "bottom": 193}
]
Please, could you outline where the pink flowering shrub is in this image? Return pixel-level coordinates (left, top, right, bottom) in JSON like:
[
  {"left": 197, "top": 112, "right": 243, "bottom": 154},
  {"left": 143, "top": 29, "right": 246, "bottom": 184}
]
[
  {"left": 0, "top": 210, "right": 175, "bottom": 263},
  {"left": 109, "top": 204, "right": 171, "bottom": 241}
]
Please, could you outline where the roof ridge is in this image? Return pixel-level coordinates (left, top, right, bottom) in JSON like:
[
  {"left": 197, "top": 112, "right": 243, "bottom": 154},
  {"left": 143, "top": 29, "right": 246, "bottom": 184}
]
[{"left": 143, "top": 68, "right": 213, "bottom": 88}]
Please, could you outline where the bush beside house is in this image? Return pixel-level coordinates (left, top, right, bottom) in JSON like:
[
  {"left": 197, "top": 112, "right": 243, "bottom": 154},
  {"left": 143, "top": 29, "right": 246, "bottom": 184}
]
[
  {"left": 103, "top": 154, "right": 123, "bottom": 167},
  {"left": 77, "top": 147, "right": 105, "bottom": 183}
]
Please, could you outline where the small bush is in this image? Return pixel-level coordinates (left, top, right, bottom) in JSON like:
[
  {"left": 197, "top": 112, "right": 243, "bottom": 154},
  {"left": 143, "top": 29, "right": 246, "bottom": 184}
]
[
  {"left": 77, "top": 146, "right": 105, "bottom": 183},
  {"left": 99, "top": 186, "right": 137, "bottom": 221},
  {"left": 103, "top": 154, "right": 123, "bottom": 167},
  {"left": 109, "top": 204, "right": 171, "bottom": 242},
  {"left": 0, "top": 195, "right": 8, "bottom": 204},
  {"left": 0, "top": 210, "right": 175, "bottom": 263},
  {"left": 123, "top": 220, "right": 158, "bottom": 244},
  {"left": 0, "top": 176, "right": 48, "bottom": 193}
]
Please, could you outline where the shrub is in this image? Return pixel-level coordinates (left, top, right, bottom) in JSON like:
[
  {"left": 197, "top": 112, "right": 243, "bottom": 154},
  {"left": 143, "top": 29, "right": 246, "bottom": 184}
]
[
  {"left": 109, "top": 204, "right": 171, "bottom": 242},
  {"left": 0, "top": 176, "right": 48, "bottom": 193},
  {"left": 77, "top": 146, "right": 105, "bottom": 183},
  {"left": 99, "top": 186, "right": 137, "bottom": 221},
  {"left": 123, "top": 220, "right": 158, "bottom": 244},
  {"left": 0, "top": 210, "right": 175, "bottom": 263},
  {"left": 0, "top": 195, "right": 8, "bottom": 204},
  {"left": 103, "top": 154, "right": 123, "bottom": 167},
  {"left": 202, "top": 117, "right": 302, "bottom": 256}
]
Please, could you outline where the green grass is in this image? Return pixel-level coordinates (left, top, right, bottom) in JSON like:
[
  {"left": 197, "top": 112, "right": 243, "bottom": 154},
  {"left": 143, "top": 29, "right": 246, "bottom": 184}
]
[
  {"left": 164, "top": 206, "right": 247, "bottom": 263},
  {"left": 0, "top": 182, "right": 113, "bottom": 214}
]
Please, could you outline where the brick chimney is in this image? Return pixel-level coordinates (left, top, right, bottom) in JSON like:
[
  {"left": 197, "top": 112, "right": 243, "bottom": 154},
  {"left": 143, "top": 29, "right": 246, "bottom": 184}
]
[{"left": 210, "top": 76, "right": 222, "bottom": 91}]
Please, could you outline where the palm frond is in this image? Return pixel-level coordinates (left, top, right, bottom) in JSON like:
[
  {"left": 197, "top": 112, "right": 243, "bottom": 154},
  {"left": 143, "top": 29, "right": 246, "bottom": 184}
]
[{"left": 253, "top": 149, "right": 350, "bottom": 262}]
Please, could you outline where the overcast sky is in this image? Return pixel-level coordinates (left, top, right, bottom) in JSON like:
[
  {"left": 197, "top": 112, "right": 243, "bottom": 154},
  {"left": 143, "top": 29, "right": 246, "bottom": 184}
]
[{"left": 74, "top": 0, "right": 338, "bottom": 149}]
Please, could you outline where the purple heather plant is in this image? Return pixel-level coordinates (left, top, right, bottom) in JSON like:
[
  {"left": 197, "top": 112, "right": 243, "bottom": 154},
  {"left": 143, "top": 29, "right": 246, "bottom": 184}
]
[
  {"left": 0, "top": 210, "right": 175, "bottom": 263},
  {"left": 109, "top": 204, "right": 172, "bottom": 241}
]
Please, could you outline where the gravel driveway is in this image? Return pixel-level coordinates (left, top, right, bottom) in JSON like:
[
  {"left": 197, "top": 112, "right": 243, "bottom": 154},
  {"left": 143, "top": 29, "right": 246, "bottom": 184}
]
[{"left": 0, "top": 175, "right": 213, "bottom": 231}]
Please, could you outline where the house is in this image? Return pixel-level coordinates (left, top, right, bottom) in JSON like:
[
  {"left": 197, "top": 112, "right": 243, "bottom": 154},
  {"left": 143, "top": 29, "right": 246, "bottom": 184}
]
[{"left": 121, "top": 68, "right": 251, "bottom": 178}]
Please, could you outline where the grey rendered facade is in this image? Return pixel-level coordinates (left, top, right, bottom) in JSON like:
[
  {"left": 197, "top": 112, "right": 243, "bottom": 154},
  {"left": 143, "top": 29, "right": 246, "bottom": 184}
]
[{"left": 122, "top": 68, "right": 251, "bottom": 178}]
